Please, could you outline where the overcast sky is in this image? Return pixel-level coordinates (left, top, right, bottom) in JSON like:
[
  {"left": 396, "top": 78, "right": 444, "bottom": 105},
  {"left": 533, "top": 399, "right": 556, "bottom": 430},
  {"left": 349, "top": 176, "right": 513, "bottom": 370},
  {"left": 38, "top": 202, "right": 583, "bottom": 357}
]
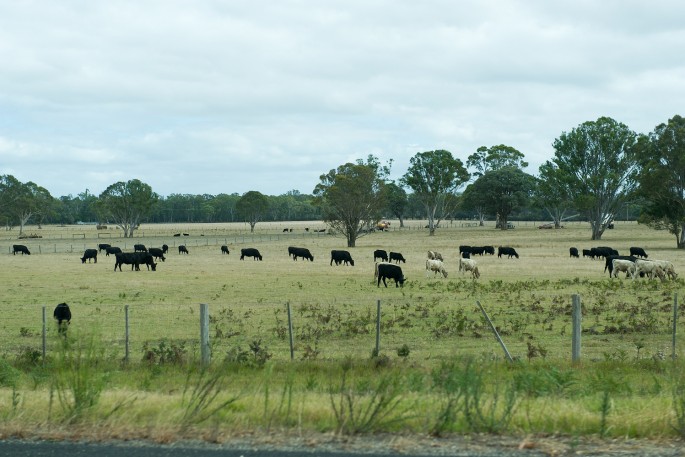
[{"left": 1, "top": 1, "right": 683, "bottom": 198}]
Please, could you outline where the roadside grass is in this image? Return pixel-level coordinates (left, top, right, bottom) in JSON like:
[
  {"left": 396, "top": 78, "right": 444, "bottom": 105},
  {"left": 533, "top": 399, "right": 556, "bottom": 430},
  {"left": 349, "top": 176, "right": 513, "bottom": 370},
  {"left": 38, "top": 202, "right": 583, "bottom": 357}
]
[{"left": 1, "top": 220, "right": 684, "bottom": 440}]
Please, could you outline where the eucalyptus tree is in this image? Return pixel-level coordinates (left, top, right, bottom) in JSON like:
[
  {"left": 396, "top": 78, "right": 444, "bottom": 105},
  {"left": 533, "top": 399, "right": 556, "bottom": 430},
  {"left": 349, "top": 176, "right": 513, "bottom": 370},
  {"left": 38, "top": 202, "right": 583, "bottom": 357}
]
[
  {"left": 634, "top": 115, "right": 685, "bottom": 248},
  {"left": 384, "top": 182, "right": 408, "bottom": 227},
  {"left": 401, "top": 150, "right": 470, "bottom": 236},
  {"left": 541, "top": 117, "right": 639, "bottom": 240},
  {"left": 466, "top": 144, "right": 529, "bottom": 178},
  {"left": 534, "top": 162, "right": 575, "bottom": 229},
  {"left": 95, "top": 179, "right": 159, "bottom": 238},
  {"left": 236, "top": 191, "right": 270, "bottom": 232},
  {"left": 313, "top": 158, "right": 387, "bottom": 247}
]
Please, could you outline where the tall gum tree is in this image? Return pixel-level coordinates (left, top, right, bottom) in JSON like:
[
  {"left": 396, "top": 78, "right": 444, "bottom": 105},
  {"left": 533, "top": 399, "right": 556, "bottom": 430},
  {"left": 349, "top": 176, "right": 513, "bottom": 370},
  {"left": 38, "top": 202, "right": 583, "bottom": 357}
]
[
  {"left": 96, "top": 179, "right": 158, "bottom": 238},
  {"left": 635, "top": 115, "right": 685, "bottom": 248},
  {"left": 541, "top": 117, "right": 638, "bottom": 240},
  {"left": 236, "top": 191, "right": 269, "bottom": 233},
  {"left": 401, "top": 150, "right": 469, "bottom": 236},
  {"left": 313, "top": 159, "right": 387, "bottom": 248}
]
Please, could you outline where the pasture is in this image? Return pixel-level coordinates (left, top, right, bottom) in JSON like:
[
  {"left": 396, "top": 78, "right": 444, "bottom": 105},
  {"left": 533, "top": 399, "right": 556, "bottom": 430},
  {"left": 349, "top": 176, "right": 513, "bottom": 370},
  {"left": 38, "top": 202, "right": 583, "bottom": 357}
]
[
  {"left": 2, "top": 220, "right": 682, "bottom": 363},
  {"left": 2, "top": 220, "right": 685, "bottom": 443}
]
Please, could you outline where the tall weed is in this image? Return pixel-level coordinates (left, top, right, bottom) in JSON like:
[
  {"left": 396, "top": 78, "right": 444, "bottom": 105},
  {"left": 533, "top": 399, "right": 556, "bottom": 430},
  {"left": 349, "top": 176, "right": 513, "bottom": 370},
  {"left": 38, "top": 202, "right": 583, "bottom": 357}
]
[
  {"left": 179, "top": 365, "right": 240, "bottom": 431},
  {"left": 462, "top": 360, "right": 520, "bottom": 433}
]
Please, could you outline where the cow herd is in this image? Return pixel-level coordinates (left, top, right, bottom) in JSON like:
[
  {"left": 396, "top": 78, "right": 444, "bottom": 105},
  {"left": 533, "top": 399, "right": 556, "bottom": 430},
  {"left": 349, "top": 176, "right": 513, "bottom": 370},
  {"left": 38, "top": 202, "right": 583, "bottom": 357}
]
[{"left": 571, "top": 245, "right": 678, "bottom": 281}]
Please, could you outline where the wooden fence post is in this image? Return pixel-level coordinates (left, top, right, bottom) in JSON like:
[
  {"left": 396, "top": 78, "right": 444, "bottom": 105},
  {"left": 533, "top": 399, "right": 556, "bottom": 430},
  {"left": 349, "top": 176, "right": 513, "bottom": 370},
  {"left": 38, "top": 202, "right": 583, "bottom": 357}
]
[
  {"left": 200, "top": 303, "right": 210, "bottom": 366},
  {"left": 572, "top": 294, "right": 582, "bottom": 363},
  {"left": 287, "top": 302, "right": 294, "bottom": 360},
  {"left": 476, "top": 301, "right": 513, "bottom": 362}
]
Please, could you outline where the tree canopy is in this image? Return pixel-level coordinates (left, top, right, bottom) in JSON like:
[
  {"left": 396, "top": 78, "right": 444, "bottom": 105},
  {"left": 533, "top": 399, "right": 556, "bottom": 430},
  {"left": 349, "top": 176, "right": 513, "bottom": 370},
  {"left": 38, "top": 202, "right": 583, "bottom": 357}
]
[
  {"left": 236, "top": 191, "right": 270, "bottom": 233},
  {"left": 541, "top": 117, "right": 638, "bottom": 240},
  {"left": 635, "top": 115, "right": 685, "bottom": 248},
  {"left": 95, "top": 179, "right": 159, "bottom": 238},
  {"left": 313, "top": 158, "right": 387, "bottom": 247},
  {"left": 401, "top": 150, "right": 469, "bottom": 236}
]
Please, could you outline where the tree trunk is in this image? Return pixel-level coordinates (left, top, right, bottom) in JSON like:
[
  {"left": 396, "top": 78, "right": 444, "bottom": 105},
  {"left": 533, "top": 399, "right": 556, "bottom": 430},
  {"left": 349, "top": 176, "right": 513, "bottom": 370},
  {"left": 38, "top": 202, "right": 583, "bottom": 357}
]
[
  {"left": 678, "top": 225, "right": 685, "bottom": 248},
  {"left": 398, "top": 216, "right": 404, "bottom": 228}
]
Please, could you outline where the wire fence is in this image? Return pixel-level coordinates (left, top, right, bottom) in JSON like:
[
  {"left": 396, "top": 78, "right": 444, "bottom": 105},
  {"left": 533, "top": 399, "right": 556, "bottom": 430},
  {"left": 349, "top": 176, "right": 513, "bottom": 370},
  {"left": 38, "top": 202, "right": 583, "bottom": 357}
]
[{"left": 3, "top": 291, "right": 681, "bottom": 366}]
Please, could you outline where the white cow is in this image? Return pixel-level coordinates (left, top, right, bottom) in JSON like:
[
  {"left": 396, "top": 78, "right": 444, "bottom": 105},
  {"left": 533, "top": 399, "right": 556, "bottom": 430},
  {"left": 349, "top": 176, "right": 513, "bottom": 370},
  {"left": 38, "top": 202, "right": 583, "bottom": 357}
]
[
  {"left": 459, "top": 258, "right": 480, "bottom": 279},
  {"left": 648, "top": 259, "right": 677, "bottom": 280},
  {"left": 427, "top": 250, "right": 444, "bottom": 261},
  {"left": 426, "top": 259, "right": 448, "bottom": 278},
  {"left": 612, "top": 259, "right": 636, "bottom": 278},
  {"left": 634, "top": 259, "right": 667, "bottom": 280}
]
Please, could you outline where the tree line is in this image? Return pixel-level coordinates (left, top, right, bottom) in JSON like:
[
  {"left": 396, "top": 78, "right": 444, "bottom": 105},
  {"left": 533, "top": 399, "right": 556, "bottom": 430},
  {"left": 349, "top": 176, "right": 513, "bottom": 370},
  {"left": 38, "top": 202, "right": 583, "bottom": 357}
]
[{"left": 1, "top": 115, "right": 684, "bottom": 247}]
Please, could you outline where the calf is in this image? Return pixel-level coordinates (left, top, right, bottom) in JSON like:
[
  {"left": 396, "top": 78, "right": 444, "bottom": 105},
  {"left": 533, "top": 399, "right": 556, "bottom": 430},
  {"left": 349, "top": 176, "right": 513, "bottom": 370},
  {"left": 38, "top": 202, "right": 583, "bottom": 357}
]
[
  {"left": 629, "top": 247, "right": 648, "bottom": 258},
  {"left": 582, "top": 249, "right": 593, "bottom": 259},
  {"left": 241, "top": 248, "right": 263, "bottom": 260},
  {"left": 105, "top": 246, "right": 122, "bottom": 256},
  {"left": 373, "top": 249, "right": 388, "bottom": 262},
  {"left": 497, "top": 246, "right": 519, "bottom": 258},
  {"left": 162, "top": 244, "right": 169, "bottom": 254},
  {"left": 459, "top": 258, "right": 480, "bottom": 279},
  {"left": 634, "top": 259, "right": 665, "bottom": 280},
  {"left": 425, "top": 259, "right": 448, "bottom": 278},
  {"left": 134, "top": 244, "right": 147, "bottom": 253},
  {"left": 53, "top": 302, "right": 71, "bottom": 335},
  {"left": 98, "top": 243, "right": 111, "bottom": 252},
  {"left": 178, "top": 245, "right": 189, "bottom": 254},
  {"left": 604, "top": 255, "right": 636, "bottom": 277},
  {"left": 569, "top": 247, "right": 579, "bottom": 258},
  {"left": 388, "top": 251, "right": 406, "bottom": 264},
  {"left": 12, "top": 244, "right": 30, "bottom": 255},
  {"left": 375, "top": 262, "right": 406, "bottom": 287},
  {"left": 330, "top": 250, "right": 354, "bottom": 266},
  {"left": 612, "top": 259, "right": 636, "bottom": 278},
  {"left": 81, "top": 248, "right": 98, "bottom": 263},
  {"left": 221, "top": 245, "right": 230, "bottom": 255},
  {"left": 148, "top": 247, "right": 166, "bottom": 262}
]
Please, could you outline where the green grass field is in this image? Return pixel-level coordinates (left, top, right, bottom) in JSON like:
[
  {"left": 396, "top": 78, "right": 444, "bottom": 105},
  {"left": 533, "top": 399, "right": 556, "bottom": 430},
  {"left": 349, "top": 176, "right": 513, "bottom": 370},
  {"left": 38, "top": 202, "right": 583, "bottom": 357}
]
[{"left": 1, "top": 220, "right": 685, "bottom": 442}]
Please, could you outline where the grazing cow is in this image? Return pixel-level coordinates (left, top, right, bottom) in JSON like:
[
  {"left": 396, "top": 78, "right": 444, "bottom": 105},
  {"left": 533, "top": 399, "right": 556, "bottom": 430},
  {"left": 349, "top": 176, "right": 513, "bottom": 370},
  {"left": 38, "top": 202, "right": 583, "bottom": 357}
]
[
  {"left": 593, "top": 246, "right": 618, "bottom": 259},
  {"left": 162, "top": 244, "right": 169, "bottom": 254},
  {"left": 114, "top": 252, "right": 156, "bottom": 271},
  {"left": 148, "top": 247, "right": 166, "bottom": 262},
  {"left": 12, "top": 244, "right": 30, "bottom": 255},
  {"left": 497, "top": 247, "right": 519, "bottom": 258},
  {"left": 646, "top": 259, "right": 678, "bottom": 280},
  {"left": 240, "top": 248, "right": 263, "bottom": 261},
  {"left": 81, "top": 249, "right": 98, "bottom": 263},
  {"left": 105, "top": 246, "right": 122, "bottom": 256},
  {"left": 461, "top": 251, "right": 471, "bottom": 259},
  {"left": 221, "top": 245, "right": 230, "bottom": 255},
  {"left": 374, "top": 262, "right": 406, "bottom": 287},
  {"left": 98, "top": 243, "right": 111, "bottom": 252},
  {"left": 634, "top": 259, "right": 665, "bottom": 280},
  {"left": 330, "top": 250, "right": 354, "bottom": 266},
  {"left": 629, "top": 247, "right": 648, "bottom": 259},
  {"left": 470, "top": 246, "right": 486, "bottom": 256},
  {"left": 569, "top": 247, "right": 579, "bottom": 258},
  {"left": 612, "top": 259, "right": 637, "bottom": 278},
  {"left": 459, "top": 258, "right": 480, "bottom": 279},
  {"left": 582, "top": 249, "right": 593, "bottom": 259},
  {"left": 373, "top": 249, "right": 388, "bottom": 262},
  {"left": 459, "top": 245, "right": 471, "bottom": 256},
  {"left": 134, "top": 244, "right": 147, "bottom": 253},
  {"left": 178, "top": 245, "right": 189, "bottom": 254},
  {"left": 483, "top": 246, "right": 495, "bottom": 255},
  {"left": 53, "top": 302, "right": 71, "bottom": 335},
  {"left": 427, "top": 250, "right": 444, "bottom": 261},
  {"left": 290, "top": 247, "right": 314, "bottom": 261},
  {"left": 136, "top": 252, "right": 157, "bottom": 271},
  {"left": 425, "top": 259, "right": 448, "bottom": 278},
  {"left": 603, "top": 255, "right": 636, "bottom": 277},
  {"left": 388, "top": 252, "right": 406, "bottom": 264}
]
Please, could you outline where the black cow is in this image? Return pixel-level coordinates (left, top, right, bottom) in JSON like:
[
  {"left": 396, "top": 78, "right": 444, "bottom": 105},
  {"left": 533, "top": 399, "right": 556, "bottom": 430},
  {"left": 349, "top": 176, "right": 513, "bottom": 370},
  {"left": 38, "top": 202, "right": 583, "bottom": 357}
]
[
  {"left": 459, "top": 245, "right": 471, "bottom": 255},
  {"left": 582, "top": 249, "right": 593, "bottom": 259},
  {"left": 569, "top": 247, "right": 579, "bottom": 258},
  {"left": 373, "top": 249, "right": 388, "bottom": 262},
  {"left": 81, "top": 249, "right": 98, "bottom": 263},
  {"left": 221, "top": 245, "right": 230, "bottom": 255},
  {"left": 629, "top": 247, "right": 648, "bottom": 259},
  {"left": 240, "top": 248, "right": 262, "bottom": 260},
  {"left": 375, "top": 262, "right": 406, "bottom": 288},
  {"left": 290, "top": 247, "right": 314, "bottom": 261},
  {"left": 105, "top": 246, "right": 122, "bottom": 256},
  {"left": 53, "top": 302, "right": 71, "bottom": 335},
  {"left": 593, "top": 246, "right": 618, "bottom": 259},
  {"left": 483, "top": 246, "right": 495, "bottom": 255},
  {"left": 497, "top": 246, "right": 519, "bottom": 258},
  {"left": 461, "top": 251, "right": 471, "bottom": 259},
  {"left": 178, "top": 245, "right": 189, "bottom": 254},
  {"left": 134, "top": 244, "right": 147, "bottom": 253},
  {"left": 604, "top": 255, "right": 636, "bottom": 277},
  {"left": 162, "top": 244, "right": 169, "bottom": 254},
  {"left": 389, "top": 252, "right": 406, "bottom": 264},
  {"left": 114, "top": 252, "right": 157, "bottom": 271},
  {"left": 98, "top": 243, "right": 111, "bottom": 252},
  {"left": 330, "top": 250, "right": 354, "bottom": 266},
  {"left": 149, "top": 247, "right": 166, "bottom": 262},
  {"left": 12, "top": 244, "right": 30, "bottom": 255},
  {"left": 470, "top": 246, "right": 486, "bottom": 256}
]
